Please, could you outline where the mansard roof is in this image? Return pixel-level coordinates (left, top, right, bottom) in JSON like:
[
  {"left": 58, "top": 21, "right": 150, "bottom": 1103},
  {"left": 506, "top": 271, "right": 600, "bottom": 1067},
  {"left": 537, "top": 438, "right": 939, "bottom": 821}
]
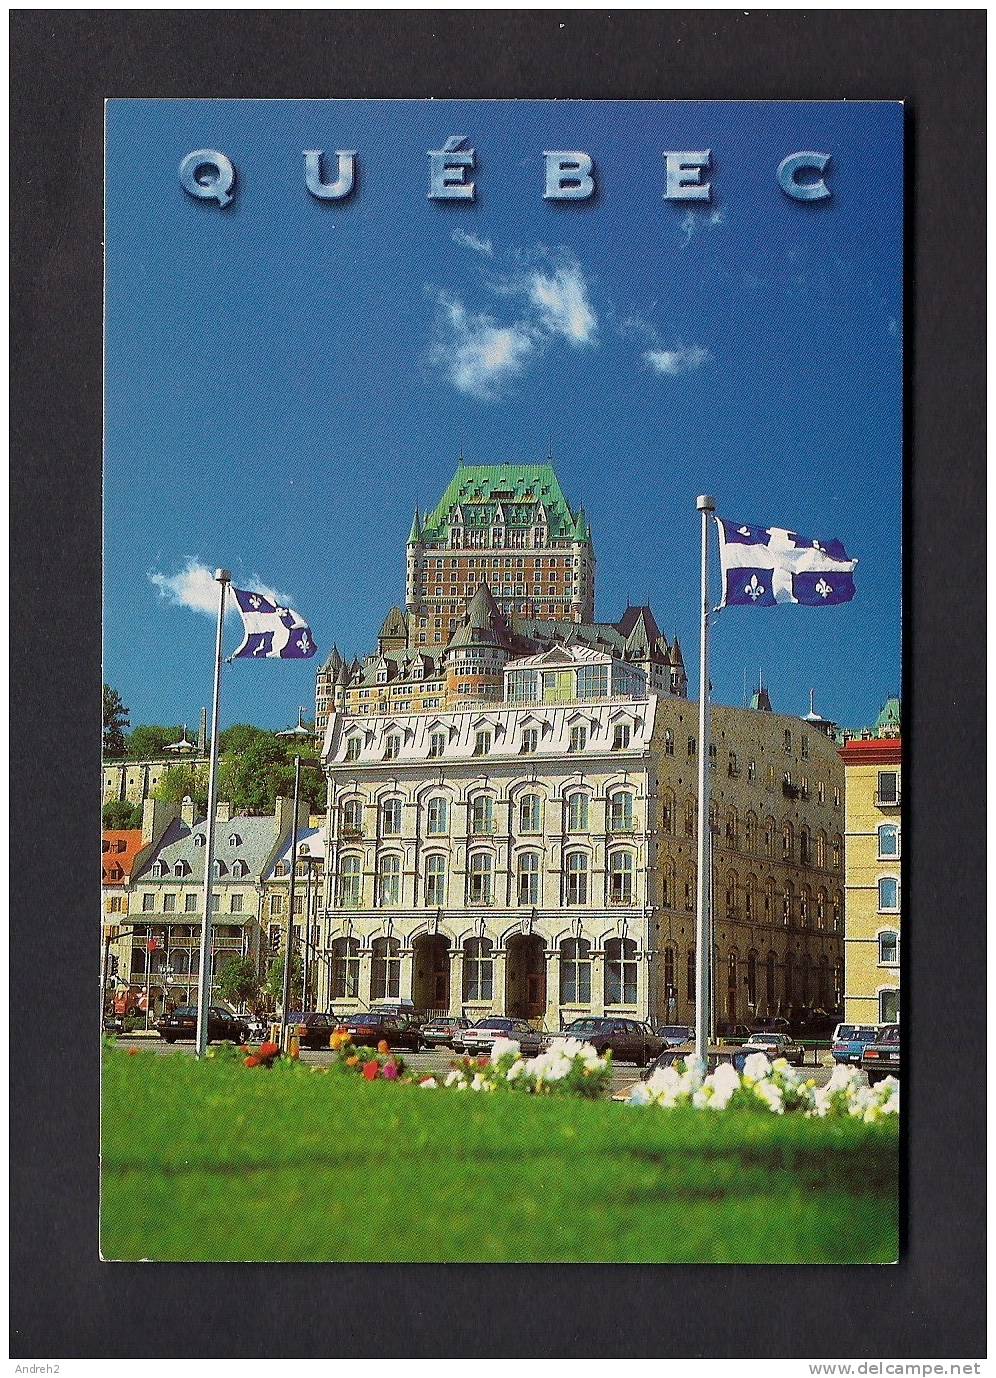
[
  {"left": 419, "top": 462, "right": 588, "bottom": 544},
  {"left": 378, "top": 606, "right": 408, "bottom": 641}
]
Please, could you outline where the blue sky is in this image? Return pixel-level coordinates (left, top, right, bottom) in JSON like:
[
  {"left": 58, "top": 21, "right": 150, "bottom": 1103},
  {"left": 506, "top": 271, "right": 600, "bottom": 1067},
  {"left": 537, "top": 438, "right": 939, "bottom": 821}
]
[{"left": 105, "top": 99, "right": 902, "bottom": 733}]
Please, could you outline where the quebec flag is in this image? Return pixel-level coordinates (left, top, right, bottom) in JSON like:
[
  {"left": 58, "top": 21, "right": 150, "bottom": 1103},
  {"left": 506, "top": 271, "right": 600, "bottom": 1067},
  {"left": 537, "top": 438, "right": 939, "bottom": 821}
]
[
  {"left": 716, "top": 519, "right": 857, "bottom": 609},
  {"left": 230, "top": 587, "right": 318, "bottom": 659}
]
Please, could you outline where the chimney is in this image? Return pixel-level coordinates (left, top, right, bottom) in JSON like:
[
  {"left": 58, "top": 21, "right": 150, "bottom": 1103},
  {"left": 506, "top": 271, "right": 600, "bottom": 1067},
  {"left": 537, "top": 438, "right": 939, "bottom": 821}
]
[
  {"left": 180, "top": 795, "right": 195, "bottom": 827},
  {"left": 274, "top": 794, "right": 293, "bottom": 834},
  {"left": 197, "top": 707, "right": 207, "bottom": 755},
  {"left": 141, "top": 797, "right": 180, "bottom": 845},
  {"left": 215, "top": 800, "right": 232, "bottom": 823}
]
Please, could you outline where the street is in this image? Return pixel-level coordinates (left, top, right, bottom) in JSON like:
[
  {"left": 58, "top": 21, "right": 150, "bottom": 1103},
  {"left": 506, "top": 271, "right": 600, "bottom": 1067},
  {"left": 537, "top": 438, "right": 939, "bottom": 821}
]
[{"left": 110, "top": 1035, "right": 843, "bottom": 1092}]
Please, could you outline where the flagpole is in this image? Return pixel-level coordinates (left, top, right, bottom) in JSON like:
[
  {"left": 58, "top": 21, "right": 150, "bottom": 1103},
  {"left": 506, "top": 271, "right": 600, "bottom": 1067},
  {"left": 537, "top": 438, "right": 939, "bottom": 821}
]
[
  {"left": 278, "top": 752, "right": 303, "bottom": 1052},
  {"left": 195, "top": 568, "right": 231, "bottom": 1058},
  {"left": 694, "top": 496, "right": 715, "bottom": 1065}
]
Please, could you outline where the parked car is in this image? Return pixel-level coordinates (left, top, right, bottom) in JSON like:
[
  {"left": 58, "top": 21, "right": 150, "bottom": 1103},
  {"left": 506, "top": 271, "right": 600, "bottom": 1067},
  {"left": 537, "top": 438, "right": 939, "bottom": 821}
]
[
  {"left": 560, "top": 1016, "right": 665, "bottom": 1066},
  {"left": 244, "top": 1013, "right": 271, "bottom": 1041},
  {"left": 733, "top": 1032, "right": 806, "bottom": 1069},
  {"left": 655, "top": 1024, "right": 694, "bottom": 1048},
  {"left": 456, "top": 1017, "right": 548, "bottom": 1058},
  {"left": 367, "top": 1000, "right": 425, "bottom": 1025},
  {"left": 831, "top": 1023, "right": 881, "bottom": 1066},
  {"left": 102, "top": 1011, "right": 124, "bottom": 1035},
  {"left": 715, "top": 1022, "right": 753, "bottom": 1043},
  {"left": 287, "top": 1012, "right": 342, "bottom": 1050},
  {"left": 749, "top": 1017, "right": 792, "bottom": 1038},
  {"left": 861, "top": 1024, "right": 901, "bottom": 1084},
  {"left": 339, "top": 1008, "right": 423, "bottom": 1052},
  {"left": 418, "top": 1016, "right": 471, "bottom": 1050},
  {"left": 157, "top": 1005, "right": 249, "bottom": 1045}
]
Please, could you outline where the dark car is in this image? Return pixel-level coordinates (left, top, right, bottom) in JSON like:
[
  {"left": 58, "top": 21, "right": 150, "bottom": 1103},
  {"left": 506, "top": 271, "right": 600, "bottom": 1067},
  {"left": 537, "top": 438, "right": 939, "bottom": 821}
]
[
  {"left": 733, "top": 1032, "right": 806, "bottom": 1069},
  {"left": 456, "top": 1017, "right": 548, "bottom": 1058},
  {"left": 102, "top": 1012, "right": 125, "bottom": 1035},
  {"left": 749, "top": 1017, "right": 792, "bottom": 1038},
  {"left": 831, "top": 1023, "right": 881, "bottom": 1066},
  {"left": 287, "top": 1012, "right": 341, "bottom": 1050},
  {"left": 419, "top": 1015, "right": 471, "bottom": 1050},
  {"left": 367, "top": 1001, "right": 425, "bottom": 1026},
  {"left": 560, "top": 1016, "right": 665, "bottom": 1066},
  {"left": 861, "top": 1024, "right": 901, "bottom": 1085},
  {"left": 157, "top": 1004, "right": 249, "bottom": 1045},
  {"left": 339, "top": 1008, "right": 422, "bottom": 1052},
  {"left": 656, "top": 1023, "right": 694, "bottom": 1048},
  {"left": 715, "top": 1022, "right": 753, "bottom": 1043}
]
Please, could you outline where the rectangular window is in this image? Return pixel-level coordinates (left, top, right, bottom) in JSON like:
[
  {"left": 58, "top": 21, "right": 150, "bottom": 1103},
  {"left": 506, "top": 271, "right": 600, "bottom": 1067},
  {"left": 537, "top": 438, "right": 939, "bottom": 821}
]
[
  {"left": 428, "top": 731, "right": 446, "bottom": 758},
  {"left": 211, "top": 895, "right": 220, "bottom": 912},
  {"left": 474, "top": 731, "right": 492, "bottom": 757},
  {"left": 230, "top": 893, "right": 243, "bottom": 913},
  {"left": 576, "top": 664, "right": 609, "bottom": 700},
  {"left": 142, "top": 894, "right": 154, "bottom": 912},
  {"left": 184, "top": 893, "right": 197, "bottom": 912},
  {"left": 520, "top": 727, "right": 539, "bottom": 754},
  {"left": 613, "top": 724, "right": 631, "bottom": 750},
  {"left": 877, "top": 771, "right": 900, "bottom": 805},
  {"left": 269, "top": 894, "right": 284, "bottom": 915},
  {"left": 569, "top": 725, "right": 587, "bottom": 752},
  {"left": 384, "top": 735, "right": 401, "bottom": 761}
]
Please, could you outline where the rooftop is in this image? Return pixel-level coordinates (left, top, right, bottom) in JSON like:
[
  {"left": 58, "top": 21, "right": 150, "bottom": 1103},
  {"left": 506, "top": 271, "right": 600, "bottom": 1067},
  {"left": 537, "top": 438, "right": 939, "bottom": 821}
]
[{"left": 417, "top": 462, "right": 588, "bottom": 544}]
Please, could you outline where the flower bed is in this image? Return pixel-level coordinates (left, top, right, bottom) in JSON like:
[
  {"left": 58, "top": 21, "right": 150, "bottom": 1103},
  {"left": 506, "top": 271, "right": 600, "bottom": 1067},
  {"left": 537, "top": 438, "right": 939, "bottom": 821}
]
[
  {"left": 626, "top": 1052, "right": 900, "bottom": 1121},
  {"left": 420, "top": 1036, "right": 613, "bottom": 1098}
]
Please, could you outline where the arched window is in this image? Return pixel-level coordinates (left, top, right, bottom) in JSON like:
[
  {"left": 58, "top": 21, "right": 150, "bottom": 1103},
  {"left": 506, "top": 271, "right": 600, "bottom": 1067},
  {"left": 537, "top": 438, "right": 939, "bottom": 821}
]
[
  {"left": 727, "top": 952, "right": 738, "bottom": 1019},
  {"left": 766, "top": 951, "right": 777, "bottom": 1005},
  {"left": 817, "top": 889, "right": 827, "bottom": 928},
  {"left": 878, "top": 877, "right": 900, "bottom": 913},
  {"left": 831, "top": 835, "right": 842, "bottom": 869},
  {"left": 764, "top": 876, "right": 775, "bottom": 920},
  {"left": 274, "top": 860, "right": 289, "bottom": 877},
  {"left": 517, "top": 852, "right": 541, "bottom": 905},
  {"left": 725, "top": 871, "right": 739, "bottom": 919},
  {"left": 744, "top": 875, "right": 756, "bottom": 922},
  {"left": 604, "top": 937, "right": 638, "bottom": 1005},
  {"left": 560, "top": 938, "right": 592, "bottom": 1004},
  {"left": 661, "top": 789, "right": 674, "bottom": 835},
  {"left": 462, "top": 937, "right": 494, "bottom": 1002},
  {"left": 746, "top": 951, "right": 758, "bottom": 1007},
  {"left": 565, "top": 851, "right": 589, "bottom": 906},
  {"left": 566, "top": 791, "right": 589, "bottom": 833},
  {"left": 381, "top": 798, "right": 403, "bottom": 837},
  {"left": 799, "top": 826, "right": 811, "bottom": 864},
  {"left": 832, "top": 890, "right": 843, "bottom": 930},
  {"left": 726, "top": 808, "right": 739, "bottom": 847},
  {"left": 663, "top": 945, "right": 677, "bottom": 1009},
  {"left": 782, "top": 821, "right": 794, "bottom": 860},
  {"left": 424, "top": 854, "right": 446, "bottom": 907},
  {"left": 745, "top": 811, "right": 758, "bottom": 852},
  {"left": 608, "top": 850, "right": 634, "bottom": 904},
  {"left": 687, "top": 948, "right": 696, "bottom": 1001},
  {"left": 377, "top": 853, "right": 401, "bottom": 907},
  {"left": 684, "top": 799, "right": 696, "bottom": 837},
  {"left": 663, "top": 728, "right": 674, "bottom": 756},
  {"left": 338, "top": 855, "right": 362, "bottom": 907},
  {"left": 815, "top": 830, "right": 827, "bottom": 868},
  {"left": 662, "top": 858, "right": 676, "bottom": 908},
  {"left": 800, "top": 886, "right": 810, "bottom": 926},
  {"left": 685, "top": 866, "right": 697, "bottom": 911},
  {"left": 783, "top": 881, "right": 794, "bottom": 924},
  {"left": 877, "top": 824, "right": 900, "bottom": 859},
  {"left": 330, "top": 936, "right": 360, "bottom": 999},
  {"left": 371, "top": 936, "right": 401, "bottom": 1000},
  {"left": 518, "top": 793, "right": 542, "bottom": 834},
  {"left": 764, "top": 817, "right": 776, "bottom": 856},
  {"left": 607, "top": 790, "right": 634, "bottom": 832},
  {"left": 468, "top": 851, "right": 494, "bottom": 906},
  {"left": 341, "top": 799, "right": 363, "bottom": 837},
  {"left": 426, "top": 796, "right": 449, "bottom": 836},
  {"left": 470, "top": 795, "right": 494, "bottom": 836}
]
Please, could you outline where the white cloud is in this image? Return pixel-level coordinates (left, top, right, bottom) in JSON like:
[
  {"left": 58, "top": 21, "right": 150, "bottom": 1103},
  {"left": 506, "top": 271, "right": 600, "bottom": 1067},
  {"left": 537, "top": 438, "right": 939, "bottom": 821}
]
[
  {"left": 644, "top": 345, "right": 711, "bottom": 376},
  {"left": 451, "top": 228, "right": 493, "bottom": 257},
  {"left": 525, "top": 263, "right": 597, "bottom": 346},
  {"left": 679, "top": 207, "right": 726, "bottom": 246},
  {"left": 430, "top": 293, "right": 536, "bottom": 401},
  {"left": 149, "top": 558, "right": 292, "bottom": 618}
]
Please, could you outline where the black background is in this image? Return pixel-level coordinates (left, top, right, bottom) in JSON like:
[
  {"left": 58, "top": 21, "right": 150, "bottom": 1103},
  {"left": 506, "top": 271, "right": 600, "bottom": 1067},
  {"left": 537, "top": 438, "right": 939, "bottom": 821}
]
[{"left": 10, "top": 10, "right": 986, "bottom": 1359}]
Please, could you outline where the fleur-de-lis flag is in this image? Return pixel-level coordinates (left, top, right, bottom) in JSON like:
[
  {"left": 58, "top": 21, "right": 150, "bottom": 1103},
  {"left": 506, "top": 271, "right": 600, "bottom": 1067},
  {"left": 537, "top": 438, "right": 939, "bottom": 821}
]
[
  {"left": 230, "top": 587, "right": 318, "bottom": 659},
  {"left": 716, "top": 519, "right": 857, "bottom": 608}
]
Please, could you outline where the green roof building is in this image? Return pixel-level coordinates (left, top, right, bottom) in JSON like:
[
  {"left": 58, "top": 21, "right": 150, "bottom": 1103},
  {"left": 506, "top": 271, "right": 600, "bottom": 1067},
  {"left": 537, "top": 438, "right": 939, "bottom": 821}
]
[{"left": 405, "top": 460, "right": 595, "bottom": 647}]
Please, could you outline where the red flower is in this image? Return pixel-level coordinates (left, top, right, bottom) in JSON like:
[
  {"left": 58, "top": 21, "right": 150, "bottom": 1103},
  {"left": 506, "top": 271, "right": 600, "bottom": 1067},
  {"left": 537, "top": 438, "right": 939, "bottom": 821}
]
[
  {"left": 259, "top": 1041, "right": 280, "bottom": 1062},
  {"left": 478, "top": 1056, "right": 490, "bottom": 1068},
  {"left": 244, "top": 1056, "right": 260, "bottom": 1068},
  {"left": 362, "top": 1060, "right": 380, "bottom": 1081},
  {"left": 128, "top": 1048, "right": 140, "bottom": 1057}
]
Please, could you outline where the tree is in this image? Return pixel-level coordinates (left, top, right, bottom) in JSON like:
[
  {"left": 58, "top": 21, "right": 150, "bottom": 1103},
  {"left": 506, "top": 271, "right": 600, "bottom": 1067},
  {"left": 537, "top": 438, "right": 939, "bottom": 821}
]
[
  {"left": 218, "top": 736, "right": 288, "bottom": 815},
  {"left": 102, "top": 686, "right": 130, "bottom": 758},
  {"left": 126, "top": 725, "right": 184, "bottom": 760},
  {"left": 102, "top": 800, "right": 144, "bottom": 830},
  {"left": 265, "top": 949, "right": 303, "bottom": 1008},
  {"left": 215, "top": 956, "right": 261, "bottom": 1011},
  {"left": 153, "top": 764, "right": 209, "bottom": 815},
  {"left": 218, "top": 723, "right": 273, "bottom": 756}
]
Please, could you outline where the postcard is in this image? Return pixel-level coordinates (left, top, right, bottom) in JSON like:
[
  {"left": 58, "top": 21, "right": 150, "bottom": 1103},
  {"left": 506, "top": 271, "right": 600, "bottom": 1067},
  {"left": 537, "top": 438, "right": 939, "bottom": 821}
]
[{"left": 100, "top": 98, "right": 902, "bottom": 1263}]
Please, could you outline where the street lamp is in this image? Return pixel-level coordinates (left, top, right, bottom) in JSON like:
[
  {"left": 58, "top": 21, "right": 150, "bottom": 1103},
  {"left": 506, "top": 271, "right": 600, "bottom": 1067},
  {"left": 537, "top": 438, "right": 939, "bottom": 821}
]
[{"left": 274, "top": 717, "right": 324, "bottom": 1049}]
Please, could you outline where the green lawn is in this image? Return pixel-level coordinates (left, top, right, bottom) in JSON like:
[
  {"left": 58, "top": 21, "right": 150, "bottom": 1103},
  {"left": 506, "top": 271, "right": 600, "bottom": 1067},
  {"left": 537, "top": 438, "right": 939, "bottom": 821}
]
[{"left": 101, "top": 1049, "right": 899, "bottom": 1263}]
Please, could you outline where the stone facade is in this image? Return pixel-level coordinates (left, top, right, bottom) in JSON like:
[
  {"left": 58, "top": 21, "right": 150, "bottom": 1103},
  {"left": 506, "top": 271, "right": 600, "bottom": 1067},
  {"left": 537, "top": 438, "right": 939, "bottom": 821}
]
[{"left": 316, "top": 654, "right": 845, "bottom": 1030}]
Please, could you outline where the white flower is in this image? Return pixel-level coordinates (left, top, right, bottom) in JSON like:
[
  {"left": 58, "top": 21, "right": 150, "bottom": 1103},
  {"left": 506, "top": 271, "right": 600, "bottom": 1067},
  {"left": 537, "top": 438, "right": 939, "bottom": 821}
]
[
  {"left": 752, "top": 1079, "right": 785, "bottom": 1114},
  {"left": 703, "top": 1062, "right": 741, "bottom": 1109},
  {"left": 489, "top": 1037, "right": 521, "bottom": 1062},
  {"left": 627, "top": 1082, "right": 654, "bottom": 1106},
  {"left": 504, "top": 1058, "right": 526, "bottom": 1081},
  {"left": 444, "top": 1069, "right": 465, "bottom": 1088},
  {"left": 418, "top": 1077, "right": 438, "bottom": 1089},
  {"left": 743, "top": 1051, "right": 773, "bottom": 1081}
]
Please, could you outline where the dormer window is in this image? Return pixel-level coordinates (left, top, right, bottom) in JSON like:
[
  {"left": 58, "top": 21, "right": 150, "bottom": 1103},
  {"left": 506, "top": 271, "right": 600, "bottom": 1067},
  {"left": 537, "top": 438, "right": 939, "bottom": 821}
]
[
  {"left": 612, "top": 724, "right": 631, "bottom": 750},
  {"left": 101, "top": 840, "right": 110, "bottom": 853},
  {"left": 345, "top": 736, "right": 361, "bottom": 762},
  {"left": 232, "top": 860, "right": 249, "bottom": 878},
  {"left": 193, "top": 833, "right": 206, "bottom": 848},
  {"left": 152, "top": 861, "right": 167, "bottom": 878},
  {"left": 428, "top": 731, "right": 446, "bottom": 758},
  {"left": 520, "top": 727, "right": 539, "bottom": 755},
  {"left": 174, "top": 860, "right": 190, "bottom": 878},
  {"left": 214, "top": 859, "right": 227, "bottom": 877},
  {"left": 569, "top": 725, "right": 587, "bottom": 753},
  {"left": 228, "top": 833, "right": 242, "bottom": 848},
  {"left": 384, "top": 735, "right": 401, "bottom": 761},
  {"left": 474, "top": 730, "right": 492, "bottom": 757},
  {"left": 274, "top": 861, "right": 289, "bottom": 877}
]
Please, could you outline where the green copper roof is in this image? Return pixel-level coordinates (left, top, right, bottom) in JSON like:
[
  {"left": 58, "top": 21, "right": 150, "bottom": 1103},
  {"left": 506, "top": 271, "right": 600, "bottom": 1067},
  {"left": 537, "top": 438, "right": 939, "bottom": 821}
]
[
  {"left": 419, "top": 463, "right": 587, "bottom": 543},
  {"left": 874, "top": 696, "right": 901, "bottom": 731}
]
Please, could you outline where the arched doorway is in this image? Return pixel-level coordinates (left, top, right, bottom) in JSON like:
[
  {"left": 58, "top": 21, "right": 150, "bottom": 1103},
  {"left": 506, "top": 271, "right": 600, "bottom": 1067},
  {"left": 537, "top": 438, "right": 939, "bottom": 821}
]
[
  {"left": 412, "top": 933, "right": 450, "bottom": 1014},
  {"left": 505, "top": 934, "right": 546, "bottom": 1019}
]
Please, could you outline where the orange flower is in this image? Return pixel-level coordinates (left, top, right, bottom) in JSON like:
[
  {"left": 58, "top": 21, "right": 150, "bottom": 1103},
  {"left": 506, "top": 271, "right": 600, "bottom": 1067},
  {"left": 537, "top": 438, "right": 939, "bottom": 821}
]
[
  {"left": 259, "top": 1041, "right": 280, "bottom": 1060},
  {"left": 330, "top": 1030, "right": 351, "bottom": 1052},
  {"left": 362, "top": 1060, "right": 380, "bottom": 1080},
  {"left": 128, "top": 1048, "right": 140, "bottom": 1057},
  {"left": 377, "top": 1039, "right": 391, "bottom": 1054},
  {"left": 346, "top": 1055, "right": 360, "bottom": 1067},
  {"left": 244, "top": 1056, "right": 260, "bottom": 1068}
]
